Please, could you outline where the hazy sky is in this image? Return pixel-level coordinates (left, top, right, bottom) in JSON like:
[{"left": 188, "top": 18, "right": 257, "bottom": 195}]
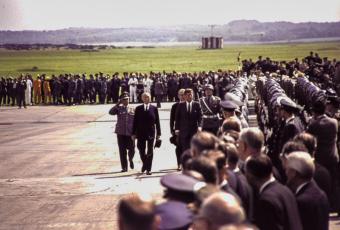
[{"left": 1, "top": 0, "right": 340, "bottom": 30}]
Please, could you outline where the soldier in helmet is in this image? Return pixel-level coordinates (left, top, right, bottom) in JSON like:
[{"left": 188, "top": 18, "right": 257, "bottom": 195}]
[{"left": 199, "top": 84, "right": 221, "bottom": 135}]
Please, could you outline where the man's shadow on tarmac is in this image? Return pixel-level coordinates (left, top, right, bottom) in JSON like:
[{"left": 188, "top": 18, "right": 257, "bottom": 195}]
[{"left": 73, "top": 168, "right": 178, "bottom": 180}]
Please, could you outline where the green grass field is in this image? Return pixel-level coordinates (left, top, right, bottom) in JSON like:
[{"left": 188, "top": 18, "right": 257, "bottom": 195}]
[{"left": 0, "top": 42, "right": 340, "bottom": 76}]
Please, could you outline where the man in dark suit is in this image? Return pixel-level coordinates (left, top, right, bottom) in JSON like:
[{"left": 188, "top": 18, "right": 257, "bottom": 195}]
[
  {"left": 170, "top": 89, "right": 185, "bottom": 169},
  {"left": 285, "top": 151, "right": 329, "bottom": 230},
  {"left": 245, "top": 154, "right": 302, "bottom": 230},
  {"left": 175, "top": 88, "right": 202, "bottom": 153},
  {"left": 132, "top": 92, "right": 161, "bottom": 175},
  {"left": 307, "top": 100, "right": 339, "bottom": 211},
  {"left": 16, "top": 77, "right": 27, "bottom": 109}
]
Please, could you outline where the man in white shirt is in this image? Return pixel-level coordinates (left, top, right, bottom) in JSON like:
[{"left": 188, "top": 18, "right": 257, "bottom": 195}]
[
  {"left": 128, "top": 73, "right": 138, "bottom": 103},
  {"left": 25, "top": 76, "right": 32, "bottom": 105},
  {"left": 143, "top": 75, "right": 153, "bottom": 93}
]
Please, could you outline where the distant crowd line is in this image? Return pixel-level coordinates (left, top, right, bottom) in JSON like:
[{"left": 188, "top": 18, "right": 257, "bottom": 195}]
[{"left": 0, "top": 70, "right": 242, "bottom": 108}]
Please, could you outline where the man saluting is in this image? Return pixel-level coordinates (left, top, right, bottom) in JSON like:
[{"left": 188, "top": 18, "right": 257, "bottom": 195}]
[
  {"left": 132, "top": 92, "right": 161, "bottom": 175},
  {"left": 109, "top": 93, "right": 135, "bottom": 172}
]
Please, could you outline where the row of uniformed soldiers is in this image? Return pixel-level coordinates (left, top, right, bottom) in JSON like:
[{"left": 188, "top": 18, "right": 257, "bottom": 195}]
[
  {"left": 255, "top": 71, "right": 340, "bottom": 215},
  {"left": 0, "top": 70, "right": 243, "bottom": 107}
]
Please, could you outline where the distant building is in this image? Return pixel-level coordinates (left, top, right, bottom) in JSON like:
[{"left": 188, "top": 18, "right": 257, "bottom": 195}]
[{"left": 201, "top": 37, "right": 223, "bottom": 49}]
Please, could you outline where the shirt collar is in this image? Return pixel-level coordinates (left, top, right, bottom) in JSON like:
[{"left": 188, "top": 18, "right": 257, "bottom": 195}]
[
  {"left": 259, "top": 176, "right": 275, "bottom": 194},
  {"left": 295, "top": 181, "right": 310, "bottom": 195},
  {"left": 285, "top": 115, "right": 295, "bottom": 123},
  {"left": 220, "top": 179, "right": 228, "bottom": 188},
  {"left": 233, "top": 167, "right": 240, "bottom": 173}
]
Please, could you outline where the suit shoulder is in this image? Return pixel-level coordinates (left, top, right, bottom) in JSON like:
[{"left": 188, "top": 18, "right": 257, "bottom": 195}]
[{"left": 171, "top": 102, "right": 179, "bottom": 109}]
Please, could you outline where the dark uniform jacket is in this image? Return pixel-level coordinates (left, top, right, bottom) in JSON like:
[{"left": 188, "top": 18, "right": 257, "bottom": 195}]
[
  {"left": 254, "top": 181, "right": 302, "bottom": 230},
  {"left": 109, "top": 104, "right": 135, "bottom": 136},
  {"left": 295, "top": 180, "right": 329, "bottom": 230},
  {"left": 279, "top": 116, "right": 304, "bottom": 152},
  {"left": 133, "top": 104, "right": 161, "bottom": 140}
]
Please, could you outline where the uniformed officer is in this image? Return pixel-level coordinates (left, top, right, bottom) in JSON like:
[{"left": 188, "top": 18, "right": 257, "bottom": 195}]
[
  {"left": 199, "top": 84, "right": 221, "bottom": 135},
  {"left": 156, "top": 173, "right": 201, "bottom": 229},
  {"left": 109, "top": 93, "right": 135, "bottom": 172},
  {"left": 277, "top": 97, "right": 304, "bottom": 153},
  {"left": 220, "top": 100, "right": 248, "bottom": 129}
]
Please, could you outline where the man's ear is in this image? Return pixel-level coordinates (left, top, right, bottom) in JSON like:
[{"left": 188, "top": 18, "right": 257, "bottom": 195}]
[{"left": 152, "top": 215, "right": 161, "bottom": 230}]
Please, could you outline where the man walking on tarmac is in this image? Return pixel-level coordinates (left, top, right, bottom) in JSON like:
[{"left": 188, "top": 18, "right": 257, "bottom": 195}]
[{"left": 109, "top": 93, "right": 135, "bottom": 172}]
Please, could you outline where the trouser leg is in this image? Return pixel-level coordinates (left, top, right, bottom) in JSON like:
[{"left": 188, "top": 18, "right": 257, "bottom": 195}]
[
  {"left": 117, "top": 135, "right": 128, "bottom": 170},
  {"left": 145, "top": 139, "right": 154, "bottom": 171},
  {"left": 175, "top": 144, "right": 182, "bottom": 167},
  {"left": 137, "top": 139, "right": 147, "bottom": 170},
  {"left": 127, "top": 136, "right": 135, "bottom": 162}
]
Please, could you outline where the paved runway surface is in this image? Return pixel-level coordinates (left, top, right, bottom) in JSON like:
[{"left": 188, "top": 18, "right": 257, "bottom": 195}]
[{"left": 0, "top": 103, "right": 339, "bottom": 229}]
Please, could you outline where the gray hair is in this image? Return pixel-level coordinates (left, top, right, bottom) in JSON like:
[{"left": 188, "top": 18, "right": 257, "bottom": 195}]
[
  {"left": 239, "top": 128, "right": 264, "bottom": 151},
  {"left": 286, "top": 151, "right": 315, "bottom": 180},
  {"left": 142, "top": 92, "right": 151, "bottom": 98},
  {"left": 200, "top": 192, "right": 245, "bottom": 227}
]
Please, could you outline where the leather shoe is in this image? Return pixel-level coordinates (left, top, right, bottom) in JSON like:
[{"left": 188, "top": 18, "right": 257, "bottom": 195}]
[
  {"left": 146, "top": 171, "right": 152, "bottom": 175},
  {"left": 129, "top": 160, "right": 134, "bottom": 169},
  {"left": 121, "top": 169, "right": 127, "bottom": 172},
  {"left": 141, "top": 165, "right": 146, "bottom": 173}
]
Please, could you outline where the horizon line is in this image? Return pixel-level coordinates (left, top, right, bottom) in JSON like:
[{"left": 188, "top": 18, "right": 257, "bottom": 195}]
[{"left": 1, "top": 19, "right": 340, "bottom": 32}]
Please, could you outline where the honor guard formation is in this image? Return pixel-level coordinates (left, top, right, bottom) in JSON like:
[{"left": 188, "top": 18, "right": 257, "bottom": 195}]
[{"left": 2, "top": 52, "right": 340, "bottom": 230}]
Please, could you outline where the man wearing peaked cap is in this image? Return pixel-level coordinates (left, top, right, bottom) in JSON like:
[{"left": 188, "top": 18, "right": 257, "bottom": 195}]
[
  {"left": 156, "top": 173, "right": 205, "bottom": 229},
  {"left": 221, "top": 100, "right": 248, "bottom": 129},
  {"left": 221, "top": 100, "right": 238, "bottom": 112},
  {"left": 277, "top": 97, "right": 304, "bottom": 154},
  {"left": 199, "top": 84, "right": 222, "bottom": 135},
  {"left": 109, "top": 92, "right": 135, "bottom": 172},
  {"left": 160, "top": 173, "right": 205, "bottom": 196}
]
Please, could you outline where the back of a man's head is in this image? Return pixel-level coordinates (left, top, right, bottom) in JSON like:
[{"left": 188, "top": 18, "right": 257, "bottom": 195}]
[
  {"left": 118, "top": 194, "right": 158, "bottom": 230},
  {"left": 239, "top": 128, "right": 264, "bottom": 152},
  {"left": 190, "top": 156, "right": 218, "bottom": 185},
  {"left": 206, "top": 150, "right": 226, "bottom": 171},
  {"left": 222, "top": 117, "right": 242, "bottom": 133},
  {"left": 282, "top": 141, "right": 308, "bottom": 156},
  {"left": 286, "top": 151, "right": 315, "bottom": 181},
  {"left": 200, "top": 192, "right": 245, "bottom": 228},
  {"left": 312, "top": 100, "right": 326, "bottom": 115},
  {"left": 293, "top": 132, "right": 317, "bottom": 157},
  {"left": 191, "top": 131, "right": 217, "bottom": 156},
  {"left": 245, "top": 155, "right": 273, "bottom": 181}
]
